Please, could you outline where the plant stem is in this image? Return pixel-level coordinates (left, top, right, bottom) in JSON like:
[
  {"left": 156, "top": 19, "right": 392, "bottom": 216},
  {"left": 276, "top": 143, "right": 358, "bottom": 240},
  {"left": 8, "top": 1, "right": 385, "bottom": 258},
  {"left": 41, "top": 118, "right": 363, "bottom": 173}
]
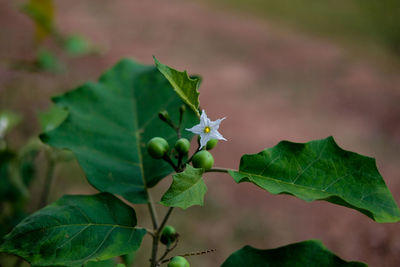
[
  {"left": 147, "top": 192, "right": 160, "bottom": 267},
  {"left": 39, "top": 156, "right": 56, "bottom": 208},
  {"left": 157, "top": 237, "right": 179, "bottom": 265},
  {"left": 13, "top": 258, "right": 24, "bottom": 267},
  {"left": 150, "top": 235, "right": 159, "bottom": 267},
  {"left": 160, "top": 248, "right": 217, "bottom": 264},
  {"left": 163, "top": 154, "right": 179, "bottom": 172},
  {"left": 147, "top": 193, "right": 159, "bottom": 230},
  {"left": 186, "top": 145, "right": 200, "bottom": 164},
  {"left": 176, "top": 127, "right": 181, "bottom": 140},
  {"left": 205, "top": 167, "right": 232, "bottom": 173},
  {"left": 158, "top": 207, "right": 174, "bottom": 235},
  {"left": 148, "top": 204, "right": 175, "bottom": 266}
]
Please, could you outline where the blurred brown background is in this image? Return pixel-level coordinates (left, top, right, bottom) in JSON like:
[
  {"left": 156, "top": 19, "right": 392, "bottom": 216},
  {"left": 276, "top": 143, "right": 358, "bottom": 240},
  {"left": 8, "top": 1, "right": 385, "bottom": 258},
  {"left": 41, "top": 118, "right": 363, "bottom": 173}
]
[{"left": 1, "top": 0, "right": 400, "bottom": 266}]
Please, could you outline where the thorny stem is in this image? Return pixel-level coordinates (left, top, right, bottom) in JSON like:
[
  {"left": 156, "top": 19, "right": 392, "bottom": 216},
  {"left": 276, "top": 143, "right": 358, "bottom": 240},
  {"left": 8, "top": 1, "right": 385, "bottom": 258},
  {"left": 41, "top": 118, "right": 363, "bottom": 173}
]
[
  {"left": 205, "top": 167, "right": 232, "bottom": 173},
  {"left": 160, "top": 249, "right": 217, "bottom": 264}
]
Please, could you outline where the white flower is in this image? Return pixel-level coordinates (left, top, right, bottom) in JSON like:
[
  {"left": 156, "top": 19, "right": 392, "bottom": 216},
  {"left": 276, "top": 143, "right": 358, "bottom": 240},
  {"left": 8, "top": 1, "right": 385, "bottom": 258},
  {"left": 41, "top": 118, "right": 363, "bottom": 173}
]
[
  {"left": 0, "top": 117, "right": 8, "bottom": 138},
  {"left": 186, "top": 110, "right": 227, "bottom": 149}
]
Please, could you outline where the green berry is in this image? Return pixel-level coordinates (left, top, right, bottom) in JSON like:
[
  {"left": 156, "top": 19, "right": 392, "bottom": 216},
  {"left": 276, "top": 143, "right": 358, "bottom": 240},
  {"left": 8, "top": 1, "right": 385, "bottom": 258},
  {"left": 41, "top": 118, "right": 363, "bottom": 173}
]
[
  {"left": 206, "top": 139, "right": 218, "bottom": 150},
  {"left": 160, "top": 225, "right": 177, "bottom": 245},
  {"left": 147, "top": 137, "right": 169, "bottom": 159},
  {"left": 192, "top": 150, "right": 214, "bottom": 170},
  {"left": 175, "top": 138, "right": 190, "bottom": 155},
  {"left": 168, "top": 256, "right": 190, "bottom": 267}
]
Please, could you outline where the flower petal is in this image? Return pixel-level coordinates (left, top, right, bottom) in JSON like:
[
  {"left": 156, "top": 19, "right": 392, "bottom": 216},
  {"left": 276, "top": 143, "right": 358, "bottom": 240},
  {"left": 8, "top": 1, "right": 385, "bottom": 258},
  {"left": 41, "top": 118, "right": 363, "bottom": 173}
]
[
  {"left": 209, "top": 130, "right": 227, "bottom": 141},
  {"left": 186, "top": 124, "right": 204, "bottom": 135},
  {"left": 199, "top": 133, "right": 212, "bottom": 149},
  {"left": 200, "top": 110, "right": 208, "bottom": 126},
  {"left": 209, "top": 117, "right": 226, "bottom": 130}
]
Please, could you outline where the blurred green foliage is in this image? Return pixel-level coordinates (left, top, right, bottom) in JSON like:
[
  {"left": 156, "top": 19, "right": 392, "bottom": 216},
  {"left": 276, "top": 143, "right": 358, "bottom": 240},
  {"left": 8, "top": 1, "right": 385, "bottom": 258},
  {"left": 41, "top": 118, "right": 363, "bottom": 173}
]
[
  {"left": 21, "top": 0, "right": 54, "bottom": 44},
  {"left": 211, "top": 0, "right": 400, "bottom": 55}
]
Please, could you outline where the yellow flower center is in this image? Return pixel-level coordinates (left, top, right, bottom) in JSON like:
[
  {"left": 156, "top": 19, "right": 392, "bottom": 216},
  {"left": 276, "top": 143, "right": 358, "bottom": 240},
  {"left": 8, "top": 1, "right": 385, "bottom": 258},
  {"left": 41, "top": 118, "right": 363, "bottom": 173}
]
[{"left": 204, "top": 126, "right": 211, "bottom": 133}]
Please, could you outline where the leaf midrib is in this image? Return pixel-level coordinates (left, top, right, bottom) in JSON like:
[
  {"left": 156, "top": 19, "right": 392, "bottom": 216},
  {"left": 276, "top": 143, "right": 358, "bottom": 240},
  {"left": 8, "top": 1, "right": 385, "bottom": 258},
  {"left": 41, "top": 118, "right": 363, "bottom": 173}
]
[{"left": 13, "top": 223, "right": 139, "bottom": 232}]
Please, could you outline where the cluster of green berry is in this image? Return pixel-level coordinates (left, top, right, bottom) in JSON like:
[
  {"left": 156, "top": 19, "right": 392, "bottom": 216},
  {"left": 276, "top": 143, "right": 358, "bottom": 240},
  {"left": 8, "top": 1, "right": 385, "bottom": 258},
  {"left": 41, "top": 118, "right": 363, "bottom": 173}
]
[
  {"left": 147, "top": 134, "right": 217, "bottom": 171},
  {"left": 145, "top": 109, "right": 220, "bottom": 266}
]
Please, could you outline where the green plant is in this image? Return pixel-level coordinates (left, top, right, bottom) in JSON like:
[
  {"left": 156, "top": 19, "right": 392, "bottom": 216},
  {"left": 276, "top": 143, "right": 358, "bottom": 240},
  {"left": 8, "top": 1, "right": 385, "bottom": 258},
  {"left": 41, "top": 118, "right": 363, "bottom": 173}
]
[
  {"left": 175, "top": 138, "right": 190, "bottom": 155},
  {"left": 206, "top": 139, "right": 218, "bottom": 150},
  {"left": 148, "top": 137, "right": 170, "bottom": 159},
  {"left": 192, "top": 150, "right": 214, "bottom": 170},
  {"left": 0, "top": 57, "right": 399, "bottom": 267},
  {"left": 168, "top": 256, "right": 190, "bottom": 267},
  {"left": 160, "top": 225, "right": 178, "bottom": 245}
]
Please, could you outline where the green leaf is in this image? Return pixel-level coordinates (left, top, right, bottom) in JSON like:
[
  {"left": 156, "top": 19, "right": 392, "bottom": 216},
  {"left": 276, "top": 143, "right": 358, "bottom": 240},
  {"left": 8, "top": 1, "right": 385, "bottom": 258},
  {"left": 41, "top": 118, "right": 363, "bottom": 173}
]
[
  {"left": 160, "top": 165, "right": 207, "bottom": 209},
  {"left": 40, "top": 59, "right": 198, "bottom": 203},
  {"left": 0, "top": 193, "right": 146, "bottom": 266},
  {"left": 121, "top": 252, "right": 136, "bottom": 267},
  {"left": 84, "top": 258, "right": 116, "bottom": 267},
  {"left": 36, "top": 49, "right": 64, "bottom": 73},
  {"left": 38, "top": 105, "right": 68, "bottom": 132},
  {"left": 64, "top": 35, "right": 93, "bottom": 57},
  {"left": 221, "top": 240, "right": 367, "bottom": 267},
  {"left": 0, "top": 111, "right": 22, "bottom": 138},
  {"left": 154, "top": 57, "right": 200, "bottom": 117},
  {"left": 229, "top": 137, "right": 400, "bottom": 223}
]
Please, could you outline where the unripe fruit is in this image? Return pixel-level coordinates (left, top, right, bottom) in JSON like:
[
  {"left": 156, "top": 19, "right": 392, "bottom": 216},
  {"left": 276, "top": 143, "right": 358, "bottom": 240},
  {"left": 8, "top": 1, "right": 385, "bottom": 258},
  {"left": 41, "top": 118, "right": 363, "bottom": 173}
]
[
  {"left": 175, "top": 138, "right": 190, "bottom": 155},
  {"left": 158, "top": 110, "right": 170, "bottom": 122},
  {"left": 192, "top": 150, "right": 214, "bottom": 170},
  {"left": 168, "top": 256, "right": 190, "bottom": 267},
  {"left": 147, "top": 137, "right": 169, "bottom": 159},
  {"left": 160, "top": 225, "right": 177, "bottom": 245},
  {"left": 197, "top": 136, "right": 218, "bottom": 150},
  {"left": 206, "top": 139, "right": 218, "bottom": 150}
]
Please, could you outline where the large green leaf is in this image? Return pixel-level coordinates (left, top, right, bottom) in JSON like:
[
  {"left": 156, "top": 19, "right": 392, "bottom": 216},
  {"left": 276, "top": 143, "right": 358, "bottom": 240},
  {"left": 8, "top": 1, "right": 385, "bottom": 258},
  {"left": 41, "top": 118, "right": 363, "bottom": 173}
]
[
  {"left": 84, "top": 258, "right": 116, "bottom": 267},
  {"left": 40, "top": 59, "right": 198, "bottom": 204},
  {"left": 0, "top": 193, "right": 146, "bottom": 266},
  {"left": 221, "top": 240, "right": 367, "bottom": 267},
  {"left": 154, "top": 57, "right": 200, "bottom": 117},
  {"left": 39, "top": 105, "right": 68, "bottom": 132},
  {"left": 229, "top": 137, "right": 400, "bottom": 223},
  {"left": 160, "top": 165, "right": 207, "bottom": 209}
]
